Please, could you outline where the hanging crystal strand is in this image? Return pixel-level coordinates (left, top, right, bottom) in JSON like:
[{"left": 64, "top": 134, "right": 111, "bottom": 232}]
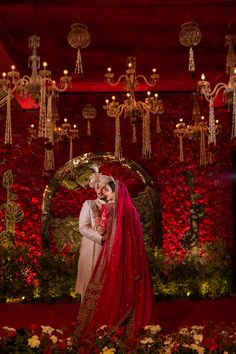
[
  {"left": 43, "top": 94, "right": 54, "bottom": 174},
  {"left": 114, "top": 115, "right": 122, "bottom": 160},
  {"left": 75, "top": 48, "right": 83, "bottom": 74},
  {"left": 38, "top": 81, "right": 47, "bottom": 138},
  {"left": 4, "top": 89, "right": 12, "bottom": 145},
  {"left": 156, "top": 114, "right": 161, "bottom": 133},
  {"left": 208, "top": 98, "right": 216, "bottom": 145},
  {"left": 200, "top": 129, "right": 207, "bottom": 166},
  {"left": 188, "top": 47, "right": 195, "bottom": 73},
  {"left": 179, "top": 136, "right": 184, "bottom": 162},
  {"left": 87, "top": 119, "right": 91, "bottom": 136},
  {"left": 231, "top": 90, "right": 236, "bottom": 139},
  {"left": 132, "top": 124, "right": 137, "bottom": 143},
  {"left": 142, "top": 111, "right": 151, "bottom": 159}
]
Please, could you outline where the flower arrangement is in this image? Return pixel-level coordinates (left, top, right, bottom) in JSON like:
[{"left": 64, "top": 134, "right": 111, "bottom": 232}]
[{"left": 1, "top": 322, "right": 236, "bottom": 353}]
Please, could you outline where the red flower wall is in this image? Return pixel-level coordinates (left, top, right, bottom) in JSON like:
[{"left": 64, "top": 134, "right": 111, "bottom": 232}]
[{"left": 0, "top": 92, "right": 234, "bottom": 263}]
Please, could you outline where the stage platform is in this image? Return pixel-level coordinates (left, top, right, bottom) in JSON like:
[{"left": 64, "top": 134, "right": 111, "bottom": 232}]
[{"left": 1, "top": 297, "right": 236, "bottom": 334}]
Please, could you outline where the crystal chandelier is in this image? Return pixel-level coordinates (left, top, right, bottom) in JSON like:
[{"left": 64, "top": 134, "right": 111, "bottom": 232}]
[
  {"left": 0, "top": 33, "right": 71, "bottom": 174},
  {"left": 104, "top": 56, "right": 165, "bottom": 159},
  {"left": 179, "top": 21, "right": 202, "bottom": 75},
  {"left": 67, "top": 22, "right": 90, "bottom": 74},
  {"left": 197, "top": 34, "right": 236, "bottom": 141},
  {"left": 175, "top": 93, "right": 221, "bottom": 166}
]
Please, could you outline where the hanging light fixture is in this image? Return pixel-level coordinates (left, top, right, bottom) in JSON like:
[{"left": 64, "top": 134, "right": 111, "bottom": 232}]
[
  {"left": 175, "top": 92, "right": 221, "bottom": 166},
  {"left": 104, "top": 56, "right": 165, "bottom": 160},
  {"left": 0, "top": 33, "right": 71, "bottom": 175},
  {"left": 197, "top": 34, "right": 236, "bottom": 141},
  {"left": 179, "top": 21, "right": 202, "bottom": 75},
  {"left": 67, "top": 22, "right": 91, "bottom": 74}
]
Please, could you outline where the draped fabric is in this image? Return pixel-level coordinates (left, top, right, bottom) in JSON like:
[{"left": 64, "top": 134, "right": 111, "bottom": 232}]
[{"left": 77, "top": 181, "right": 158, "bottom": 338}]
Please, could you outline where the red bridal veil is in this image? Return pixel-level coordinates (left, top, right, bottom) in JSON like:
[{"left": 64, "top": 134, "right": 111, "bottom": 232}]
[{"left": 77, "top": 181, "right": 158, "bottom": 337}]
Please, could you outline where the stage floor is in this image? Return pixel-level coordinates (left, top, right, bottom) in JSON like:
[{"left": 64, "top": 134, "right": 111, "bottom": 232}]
[{"left": 1, "top": 297, "right": 236, "bottom": 334}]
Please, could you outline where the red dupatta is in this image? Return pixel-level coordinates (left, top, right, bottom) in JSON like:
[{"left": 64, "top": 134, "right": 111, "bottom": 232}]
[{"left": 77, "top": 181, "right": 158, "bottom": 338}]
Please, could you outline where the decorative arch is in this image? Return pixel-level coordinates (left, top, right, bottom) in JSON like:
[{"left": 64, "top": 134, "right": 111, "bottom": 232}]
[{"left": 41, "top": 152, "right": 162, "bottom": 251}]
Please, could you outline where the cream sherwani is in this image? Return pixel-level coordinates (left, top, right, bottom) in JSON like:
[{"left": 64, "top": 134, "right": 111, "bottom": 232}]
[{"left": 75, "top": 199, "right": 104, "bottom": 302}]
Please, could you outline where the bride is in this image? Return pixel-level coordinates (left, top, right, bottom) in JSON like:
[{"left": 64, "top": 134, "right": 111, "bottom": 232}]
[{"left": 77, "top": 179, "right": 158, "bottom": 338}]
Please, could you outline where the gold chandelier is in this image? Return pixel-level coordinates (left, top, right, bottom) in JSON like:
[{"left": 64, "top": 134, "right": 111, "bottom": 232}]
[
  {"left": 0, "top": 34, "right": 72, "bottom": 174},
  {"left": 197, "top": 34, "right": 236, "bottom": 141},
  {"left": 104, "top": 56, "right": 165, "bottom": 159},
  {"left": 175, "top": 93, "right": 221, "bottom": 166}
]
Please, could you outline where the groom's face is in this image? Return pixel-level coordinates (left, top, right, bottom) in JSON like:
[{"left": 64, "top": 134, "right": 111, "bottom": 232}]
[{"left": 95, "top": 183, "right": 107, "bottom": 200}]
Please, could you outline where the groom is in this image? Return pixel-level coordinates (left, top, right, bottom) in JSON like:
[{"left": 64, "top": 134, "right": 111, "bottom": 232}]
[{"left": 75, "top": 166, "right": 113, "bottom": 302}]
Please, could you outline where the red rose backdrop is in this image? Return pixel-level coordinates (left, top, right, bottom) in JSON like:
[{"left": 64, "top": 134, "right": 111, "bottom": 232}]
[{"left": 0, "top": 92, "right": 234, "bottom": 299}]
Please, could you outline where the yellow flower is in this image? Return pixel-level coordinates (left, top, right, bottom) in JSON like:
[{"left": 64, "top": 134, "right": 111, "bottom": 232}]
[
  {"left": 193, "top": 333, "right": 203, "bottom": 343},
  {"left": 28, "top": 335, "right": 40, "bottom": 348},
  {"left": 190, "top": 343, "right": 205, "bottom": 354},
  {"left": 144, "top": 324, "right": 162, "bottom": 334},
  {"left": 50, "top": 335, "right": 58, "bottom": 344},
  {"left": 100, "top": 346, "right": 116, "bottom": 354},
  {"left": 41, "top": 325, "right": 55, "bottom": 335}
]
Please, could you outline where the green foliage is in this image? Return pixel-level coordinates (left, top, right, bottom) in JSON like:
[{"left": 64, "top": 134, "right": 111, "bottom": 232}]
[
  {"left": 0, "top": 246, "right": 78, "bottom": 303},
  {"left": 147, "top": 238, "right": 233, "bottom": 299},
  {"left": 0, "top": 238, "right": 233, "bottom": 303}
]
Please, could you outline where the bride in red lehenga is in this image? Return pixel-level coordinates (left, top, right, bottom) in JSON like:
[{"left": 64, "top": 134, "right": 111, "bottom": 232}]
[{"left": 76, "top": 180, "right": 158, "bottom": 339}]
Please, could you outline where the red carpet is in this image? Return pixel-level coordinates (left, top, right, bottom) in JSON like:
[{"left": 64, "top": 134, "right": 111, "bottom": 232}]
[{"left": 0, "top": 297, "right": 236, "bottom": 335}]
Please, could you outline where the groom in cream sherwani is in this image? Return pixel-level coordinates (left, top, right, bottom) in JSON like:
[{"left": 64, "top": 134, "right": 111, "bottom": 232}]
[{"left": 75, "top": 168, "right": 113, "bottom": 303}]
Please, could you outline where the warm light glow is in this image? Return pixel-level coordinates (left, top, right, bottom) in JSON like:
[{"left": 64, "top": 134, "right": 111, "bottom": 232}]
[
  {"left": 152, "top": 68, "right": 156, "bottom": 73},
  {"left": 2, "top": 72, "right": 6, "bottom": 78},
  {"left": 154, "top": 93, "right": 158, "bottom": 98},
  {"left": 234, "top": 67, "right": 236, "bottom": 75},
  {"left": 201, "top": 73, "right": 205, "bottom": 80},
  {"left": 147, "top": 91, "right": 151, "bottom": 96},
  {"left": 43, "top": 62, "right": 47, "bottom": 68},
  {"left": 215, "top": 119, "right": 219, "bottom": 124},
  {"left": 73, "top": 124, "right": 77, "bottom": 129},
  {"left": 105, "top": 99, "right": 109, "bottom": 104},
  {"left": 30, "top": 124, "right": 34, "bottom": 128},
  {"left": 201, "top": 116, "right": 205, "bottom": 120},
  {"left": 107, "top": 67, "right": 112, "bottom": 72},
  {"left": 11, "top": 65, "right": 16, "bottom": 71},
  {"left": 64, "top": 118, "right": 68, "bottom": 123},
  {"left": 63, "top": 69, "right": 68, "bottom": 75},
  {"left": 126, "top": 92, "right": 130, "bottom": 98},
  {"left": 128, "top": 62, "right": 132, "bottom": 68},
  {"left": 112, "top": 95, "right": 116, "bottom": 101},
  {"left": 179, "top": 118, "right": 183, "bottom": 122}
]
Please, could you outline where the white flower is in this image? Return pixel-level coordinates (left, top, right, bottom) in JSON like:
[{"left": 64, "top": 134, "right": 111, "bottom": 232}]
[
  {"left": 140, "top": 337, "right": 154, "bottom": 344},
  {"left": 56, "top": 329, "right": 63, "bottom": 335},
  {"left": 28, "top": 335, "right": 40, "bottom": 348},
  {"left": 144, "top": 324, "right": 161, "bottom": 334},
  {"left": 2, "top": 326, "right": 16, "bottom": 332},
  {"left": 191, "top": 325, "right": 204, "bottom": 330},
  {"left": 50, "top": 335, "right": 58, "bottom": 344},
  {"left": 97, "top": 325, "right": 108, "bottom": 331},
  {"left": 41, "top": 325, "right": 55, "bottom": 335}
]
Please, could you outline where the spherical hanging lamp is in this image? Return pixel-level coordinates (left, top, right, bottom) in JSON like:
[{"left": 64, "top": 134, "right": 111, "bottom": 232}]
[
  {"left": 179, "top": 21, "right": 202, "bottom": 74},
  {"left": 67, "top": 23, "right": 91, "bottom": 74}
]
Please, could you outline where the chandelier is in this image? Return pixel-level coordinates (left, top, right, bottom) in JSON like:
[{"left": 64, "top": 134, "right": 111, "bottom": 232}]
[
  {"left": 197, "top": 34, "right": 236, "bottom": 141},
  {"left": 179, "top": 21, "right": 202, "bottom": 75},
  {"left": 175, "top": 92, "right": 221, "bottom": 166},
  {"left": 54, "top": 118, "right": 79, "bottom": 162},
  {"left": 104, "top": 56, "right": 165, "bottom": 159},
  {"left": 67, "top": 22, "right": 90, "bottom": 74},
  {"left": 0, "top": 34, "right": 72, "bottom": 174}
]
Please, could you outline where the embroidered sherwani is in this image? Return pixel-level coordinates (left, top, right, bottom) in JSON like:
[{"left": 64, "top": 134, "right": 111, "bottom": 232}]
[{"left": 75, "top": 199, "right": 104, "bottom": 302}]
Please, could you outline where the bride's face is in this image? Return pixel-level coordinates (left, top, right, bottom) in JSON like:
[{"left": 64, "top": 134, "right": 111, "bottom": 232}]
[{"left": 105, "top": 185, "right": 115, "bottom": 202}]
